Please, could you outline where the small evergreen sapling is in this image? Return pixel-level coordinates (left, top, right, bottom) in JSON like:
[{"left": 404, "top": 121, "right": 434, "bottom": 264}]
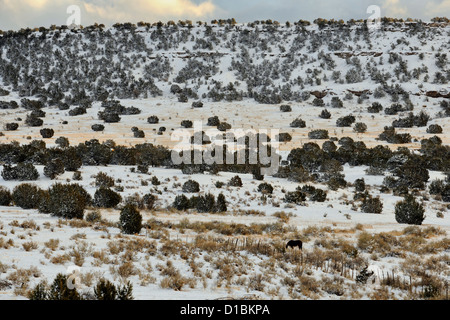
[
  {"left": 119, "top": 204, "right": 142, "bottom": 234},
  {"left": 394, "top": 194, "right": 425, "bottom": 225}
]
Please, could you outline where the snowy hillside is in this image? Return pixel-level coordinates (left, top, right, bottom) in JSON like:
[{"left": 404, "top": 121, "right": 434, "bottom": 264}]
[{"left": 0, "top": 19, "right": 449, "bottom": 301}]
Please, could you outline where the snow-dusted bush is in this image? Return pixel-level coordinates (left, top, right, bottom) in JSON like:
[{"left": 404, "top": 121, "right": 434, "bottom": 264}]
[
  {"left": 378, "top": 126, "right": 411, "bottom": 144},
  {"left": 43, "top": 158, "right": 65, "bottom": 180},
  {"left": 353, "top": 122, "right": 367, "bottom": 133},
  {"left": 345, "top": 68, "right": 362, "bottom": 83},
  {"left": 94, "top": 187, "right": 122, "bottom": 208},
  {"left": 1, "top": 163, "right": 39, "bottom": 181},
  {"left": 319, "top": 109, "right": 331, "bottom": 119},
  {"left": 258, "top": 182, "right": 274, "bottom": 194},
  {"left": 99, "top": 112, "right": 121, "bottom": 123},
  {"left": 0, "top": 186, "right": 12, "bottom": 206},
  {"left": 12, "top": 184, "right": 45, "bottom": 209},
  {"left": 172, "top": 194, "right": 190, "bottom": 211},
  {"left": 143, "top": 193, "right": 157, "bottom": 210},
  {"left": 394, "top": 194, "right": 425, "bottom": 225},
  {"left": 119, "top": 204, "right": 142, "bottom": 235},
  {"left": 215, "top": 193, "right": 227, "bottom": 212},
  {"left": 181, "top": 120, "right": 193, "bottom": 128},
  {"left": 25, "top": 113, "right": 43, "bottom": 127},
  {"left": 4, "top": 123, "right": 18, "bottom": 131},
  {"left": 44, "top": 183, "right": 91, "bottom": 219},
  {"left": 207, "top": 116, "right": 220, "bottom": 126},
  {"left": 196, "top": 193, "right": 216, "bottom": 213},
  {"left": 290, "top": 118, "right": 306, "bottom": 128},
  {"left": 133, "top": 129, "right": 145, "bottom": 138},
  {"left": 308, "top": 129, "right": 329, "bottom": 139},
  {"left": 91, "top": 124, "right": 105, "bottom": 132},
  {"left": 55, "top": 136, "right": 69, "bottom": 148},
  {"left": 426, "top": 124, "right": 442, "bottom": 134},
  {"left": 277, "top": 132, "right": 292, "bottom": 142},
  {"left": 40, "top": 128, "right": 54, "bottom": 138},
  {"left": 147, "top": 115, "right": 159, "bottom": 124},
  {"left": 361, "top": 196, "right": 383, "bottom": 214},
  {"left": 280, "top": 104, "right": 292, "bottom": 112},
  {"left": 300, "top": 185, "right": 327, "bottom": 202},
  {"left": 283, "top": 190, "right": 306, "bottom": 204},
  {"left": 94, "top": 172, "right": 115, "bottom": 188},
  {"left": 354, "top": 178, "right": 366, "bottom": 192},
  {"left": 68, "top": 106, "right": 87, "bottom": 116},
  {"left": 182, "top": 179, "right": 200, "bottom": 192},
  {"left": 191, "top": 101, "right": 203, "bottom": 108},
  {"left": 94, "top": 278, "right": 134, "bottom": 300},
  {"left": 312, "top": 98, "right": 324, "bottom": 107},
  {"left": 336, "top": 115, "right": 356, "bottom": 127},
  {"left": 217, "top": 122, "right": 232, "bottom": 131},
  {"left": 367, "top": 102, "right": 383, "bottom": 113},
  {"left": 331, "top": 97, "right": 343, "bottom": 108},
  {"left": 228, "top": 175, "right": 243, "bottom": 187}
]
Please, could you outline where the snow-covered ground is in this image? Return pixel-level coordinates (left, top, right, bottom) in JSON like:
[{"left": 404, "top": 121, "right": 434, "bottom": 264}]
[{"left": 0, "top": 160, "right": 449, "bottom": 300}]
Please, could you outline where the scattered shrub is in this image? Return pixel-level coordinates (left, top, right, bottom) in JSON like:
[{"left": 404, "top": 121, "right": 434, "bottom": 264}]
[
  {"left": 55, "top": 136, "right": 69, "bottom": 148},
  {"left": 196, "top": 193, "right": 216, "bottom": 213},
  {"left": 277, "top": 132, "right": 292, "bottom": 142},
  {"left": 43, "top": 158, "right": 65, "bottom": 179},
  {"left": 25, "top": 113, "right": 43, "bottom": 127},
  {"left": 308, "top": 129, "right": 329, "bottom": 139},
  {"left": 182, "top": 179, "right": 200, "bottom": 192},
  {"left": 228, "top": 175, "right": 243, "bottom": 187},
  {"left": 207, "top": 116, "right": 220, "bottom": 126},
  {"left": 336, "top": 115, "right": 356, "bottom": 127},
  {"left": 215, "top": 193, "right": 227, "bottom": 212},
  {"left": 147, "top": 116, "right": 159, "bottom": 124},
  {"left": 300, "top": 185, "right": 327, "bottom": 202},
  {"left": 94, "top": 279, "right": 133, "bottom": 300},
  {"left": 354, "top": 178, "right": 366, "bottom": 192},
  {"left": 191, "top": 101, "right": 203, "bottom": 108},
  {"left": 361, "top": 196, "right": 383, "bottom": 214},
  {"left": 119, "top": 204, "right": 142, "bottom": 234},
  {"left": 173, "top": 194, "right": 189, "bottom": 211},
  {"left": 290, "top": 118, "right": 306, "bottom": 128},
  {"left": 280, "top": 104, "right": 292, "bottom": 112},
  {"left": 93, "top": 187, "right": 122, "bottom": 208},
  {"left": 258, "top": 182, "right": 274, "bottom": 194},
  {"left": 94, "top": 172, "right": 115, "bottom": 188},
  {"left": 353, "top": 122, "right": 367, "bottom": 133},
  {"left": 133, "top": 130, "right": 145, "bottom": 138},
  {"left": 217, "top": 122, "right": 232, "bottom": 131},
  {"left": 395, "top": 194, "right": 425, "bottom": 225},
  {"left": 143, "top": 193, "right": 157, "bottom": 210},
  {"left": 319, "top": 109, "right": 331, "bottom": 119},
  {"left": 4, "top": 123, "right": 18, "bottom": 131},
  {"left": 68, "top": 106, "right": 87, "bottom": 116},
  {"left": 47, "top": 273, "right": 81, "bottom": 300},
  {"left": 91, "top": 124, "right": 105, "bottom": 132},
  {"left": 2, "top": 163, "right": 39, "bottom": 181},
  {"left": 0, "top": 186, "right": 12, "bottom": 206},
  {"left": 181, "top": 120, "right": 193, "bottom": 128},
  {"left": 44, "top": 183, "right": 91, "bottom": 219},
  {"left": 284, "top": 190, "right": 306, "bottom": 204},
  {"left": 426, "top": 124, "right": 442, "bottom": 134}
]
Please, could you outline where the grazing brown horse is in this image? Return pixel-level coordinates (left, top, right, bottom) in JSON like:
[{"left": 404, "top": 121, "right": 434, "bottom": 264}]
[{"left": 286, "top": 240, "right": 302, "bottom": 250}]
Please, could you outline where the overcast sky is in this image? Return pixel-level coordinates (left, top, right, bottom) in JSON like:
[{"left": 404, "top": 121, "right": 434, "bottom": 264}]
[{"left": 0, "top": 0, "right": 449, "bottom": 30}]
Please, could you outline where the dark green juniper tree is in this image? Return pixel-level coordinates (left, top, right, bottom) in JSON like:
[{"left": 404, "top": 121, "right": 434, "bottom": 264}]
[
  {"left": 395, "top": 194, "right": 425, "bottom": 225},
  {"left": 119, "top": 204, "right": 142, "bottom": 234}
]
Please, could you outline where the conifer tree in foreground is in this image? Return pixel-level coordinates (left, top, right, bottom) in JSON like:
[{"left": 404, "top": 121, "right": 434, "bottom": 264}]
[
  {"left": 394, "top": 194, "right": 425, "bottom": 225},
  {"left": 119, "top": 204, "right": 142, "bottom": 234}
]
